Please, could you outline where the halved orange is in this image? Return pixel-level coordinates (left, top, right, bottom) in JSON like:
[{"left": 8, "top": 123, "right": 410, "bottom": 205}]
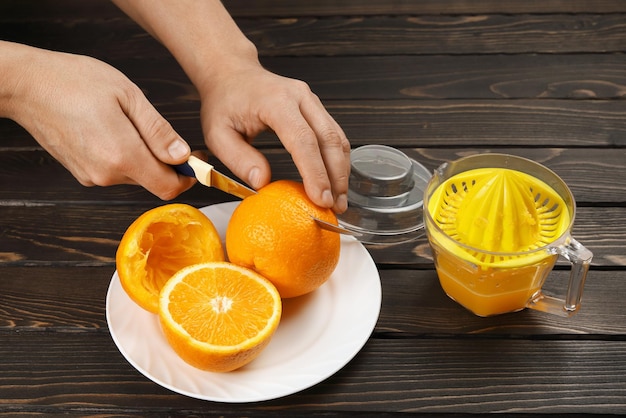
[
  {"left": 116, "top": 203, "right": 224, "bottom": 313},
  {"left": 158, "top": 262, "right": 282, "bottom": 372}
]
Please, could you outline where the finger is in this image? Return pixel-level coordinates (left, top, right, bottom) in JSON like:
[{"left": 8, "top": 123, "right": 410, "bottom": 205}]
[
  {"left": 119, "top": 86, "right": 191, "bottom": 164},
  {"left": 272, "top": 111, "right": 335, "bottom": 208},
  {"left": 204, "top": 126, "right": 271, "bottom": 190},
  {"left": 259, "top": 86, "right": 333, "bottom": 207},
  {"left": 299, "top": 94, "right": 351, "bottom": 213},
  {"left": 138, "top": 167, "right": 197, "bottom": 201},
  {"left": 102, "top": 100, "right": 196, "bottom": 199},
  {"left": 120, "top": 133, "right": 197, "bottom": 200}
]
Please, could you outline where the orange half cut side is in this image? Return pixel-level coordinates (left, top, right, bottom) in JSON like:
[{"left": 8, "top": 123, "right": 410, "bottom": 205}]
[{"left": 158, "top": 262, "right": 282, "bottom": 372}]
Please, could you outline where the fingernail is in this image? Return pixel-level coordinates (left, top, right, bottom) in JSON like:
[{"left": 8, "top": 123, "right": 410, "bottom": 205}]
[
  {"left": 321, "top": 189, "right": 334, "bottom": 208},
  {"left": 249, "top": 167, "right": 262, "bottom": 189},
  {"left": 336, "top": 193, "right": 348, "bottom": 213},
  {"left": 168, "top": 139, "right": 190, "bottom": 160}
]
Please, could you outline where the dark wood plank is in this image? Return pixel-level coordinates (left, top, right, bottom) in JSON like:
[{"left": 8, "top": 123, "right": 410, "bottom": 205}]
[
  {"left": 5, "top": 99, "right": 626, "bottom": 151},
  {"left": 0, "top": 203, "right": 623, "bottom": 267},
  {"left": 0, "top": 19, "right": 167, "bottom": 60},
  {"left": 0, "top": 267, "right": 108, "bottom": 329},
  {"left": 1, "top": 332, "right": 625, "bottom": 414},
  {"left": 5, "top": 13, "right": 626, "bottom": 101},
  {"left": 1, "top": 148, "right": 624, "bottom": 204},
  {"left": 3, "top": 0, "right": 626, "bottom": 20},
  {"left": 378, "top": 269, "right": 626, "bottom": 335},
  {"left": 1, "top": 266, "right": 623, "bottom": 336},
  {"left": 255, "top": 55, "right": 626, "bottom": 100},
  {"left": 0, "top": 1, "right": 122, "bottom": 21},
  {"left": 2, "top": 54, "right": 615, "bottom": 104},
  {"left": 4, "top": 100, "right": 626, "bottom": 152},
  {"left": 242, "top": 14, "right": 626, "bottom": 56},
  {"left": 5, "top": 14, "right": 626, "bottom": 57},
  {"left": 326, "top": 101, "right": 626, "bottom": 148},
  {"left": 4, "top": 54, "right": 619, "bottom": 103},
  {"left": 0, "top": 148, "right": 246, "bottom": 204},
  {"left": 221, "top": 0, "right": 626, "bottom": 16},
  {"left": 13, "top": 55, "right": 623, "bottom": 101}
]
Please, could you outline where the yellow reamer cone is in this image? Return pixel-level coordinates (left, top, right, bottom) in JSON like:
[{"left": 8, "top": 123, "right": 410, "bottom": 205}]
[{"left": 427, "top": 167, "right": 571, "bottom": 267}]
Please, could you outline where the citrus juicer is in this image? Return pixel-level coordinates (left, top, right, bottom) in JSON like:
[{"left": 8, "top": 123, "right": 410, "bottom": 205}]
[
  {"left": 423, "top": 153, "right": 593, "bottom": 317},
  {"left": 428, "top": 167, "right": 571, "bottom": 263}
]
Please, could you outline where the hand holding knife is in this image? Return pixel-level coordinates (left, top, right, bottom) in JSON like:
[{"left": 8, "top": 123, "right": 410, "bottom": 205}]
[{"left": 174, "top": 156, "right": 360, "bottom": 237}]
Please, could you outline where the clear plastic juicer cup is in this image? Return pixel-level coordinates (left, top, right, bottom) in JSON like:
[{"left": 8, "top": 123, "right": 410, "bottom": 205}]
[{"left": 423, "top": 154, "right": 593, "bottom": 317}]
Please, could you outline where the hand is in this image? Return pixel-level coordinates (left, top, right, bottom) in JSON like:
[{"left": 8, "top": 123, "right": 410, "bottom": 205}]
[
  {"left": 199, "top": 63, "right": 351, "bottom": 213},
  {"left": 3, "top": 43, "right": 194, "bottom": 200},
  {"left": 109, "top": 0, "right": 351, "bottom": 211}
]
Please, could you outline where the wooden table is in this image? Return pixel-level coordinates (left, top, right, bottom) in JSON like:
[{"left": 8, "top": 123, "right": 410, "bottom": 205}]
[{"left": 2, "top": 1, "right": 626, "bottom": 415}]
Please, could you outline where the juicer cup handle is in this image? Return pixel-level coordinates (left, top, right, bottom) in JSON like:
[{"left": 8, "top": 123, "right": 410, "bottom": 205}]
[{"left": 527, "top": 238, "right": 593, "bottom": 317}]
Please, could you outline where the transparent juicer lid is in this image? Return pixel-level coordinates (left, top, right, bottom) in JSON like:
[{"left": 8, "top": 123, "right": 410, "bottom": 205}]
[{"left": 337, "top": 145, "right": 431, "bottom": 244}]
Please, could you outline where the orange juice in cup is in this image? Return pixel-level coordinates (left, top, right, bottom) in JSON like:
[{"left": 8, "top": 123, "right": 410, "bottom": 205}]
[{"left": 423, "top": 154, "right": 592, "bottom": 317}]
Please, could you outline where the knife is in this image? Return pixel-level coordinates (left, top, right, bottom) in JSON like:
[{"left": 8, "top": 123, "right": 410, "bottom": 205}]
[
  {"left": 174, "top": 156, "right": 361, "bottom": 237},
  {"left": 175, "top": 155, "right": 256, "bottom": 200}
]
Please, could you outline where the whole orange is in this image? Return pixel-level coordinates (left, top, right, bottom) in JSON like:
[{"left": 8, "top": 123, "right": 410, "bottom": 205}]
[{"left": 226, "top": 180, "right": 341, "bottom": 298}]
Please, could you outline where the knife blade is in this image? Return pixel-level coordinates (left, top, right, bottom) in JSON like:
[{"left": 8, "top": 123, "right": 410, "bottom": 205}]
[
  {"left": 174, "top": 156, "right": 361, "bottom": 237},
  {"left": 175, "top": 155, "right": 256, "bottom": 200}
]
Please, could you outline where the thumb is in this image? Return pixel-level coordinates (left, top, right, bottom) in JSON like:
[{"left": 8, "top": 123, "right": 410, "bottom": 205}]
[{"left": 121, "top": 88, "right": 191, "bottom": 164}]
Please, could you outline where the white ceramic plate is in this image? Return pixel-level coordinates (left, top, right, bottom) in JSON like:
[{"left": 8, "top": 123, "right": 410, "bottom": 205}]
[{"left": 106, "top": 202, "right": 382, "bottom": 403}]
